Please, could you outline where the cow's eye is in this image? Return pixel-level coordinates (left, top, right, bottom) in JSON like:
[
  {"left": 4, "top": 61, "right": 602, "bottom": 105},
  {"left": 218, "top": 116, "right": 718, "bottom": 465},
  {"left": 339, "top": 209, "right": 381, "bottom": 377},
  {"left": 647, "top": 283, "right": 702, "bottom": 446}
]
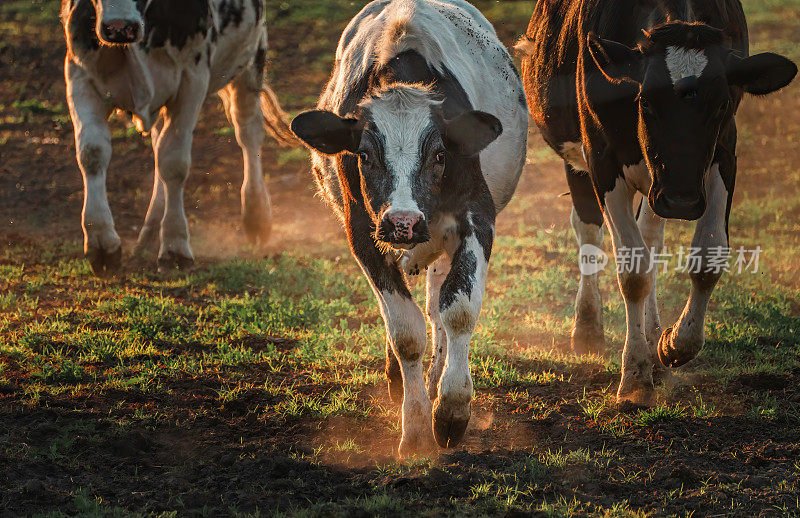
[
  {"left": 358, "top": 151, "right": 370, "bottom": 163},
  {"left": 435, "top": 151, "right": 446, "bottom": 165}
]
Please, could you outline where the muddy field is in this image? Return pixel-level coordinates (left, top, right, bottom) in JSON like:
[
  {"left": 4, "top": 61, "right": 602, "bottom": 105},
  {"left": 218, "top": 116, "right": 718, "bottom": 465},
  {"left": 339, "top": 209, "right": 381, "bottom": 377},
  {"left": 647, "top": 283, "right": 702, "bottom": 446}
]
[{"left": 1, "top": 1, "right": 800, "bottom": 516}]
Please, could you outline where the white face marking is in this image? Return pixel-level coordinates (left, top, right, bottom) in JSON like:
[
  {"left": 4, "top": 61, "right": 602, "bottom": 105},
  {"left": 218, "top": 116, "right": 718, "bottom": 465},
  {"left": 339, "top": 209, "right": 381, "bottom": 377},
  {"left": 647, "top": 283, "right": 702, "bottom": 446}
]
[
  {"left": 364, "top": 87, "right": 439, "bottom": 216},
  {"left": 97, "top": 0, "right": 143, "bottom": 24},
  {"left": 665, "top": 46, "right": 708, "bottom": 85}
]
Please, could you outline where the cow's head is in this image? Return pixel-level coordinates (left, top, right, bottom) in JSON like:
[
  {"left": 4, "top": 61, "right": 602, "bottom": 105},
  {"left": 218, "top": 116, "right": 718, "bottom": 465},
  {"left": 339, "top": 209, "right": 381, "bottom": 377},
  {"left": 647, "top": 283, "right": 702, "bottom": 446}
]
[
  {"left": 88, "top": 0, "right": 145, "bottom": 45},
  {"left": 292, "top": 85, "right": 502, "bottom": 248},
  {"left": 588, "top": 22, "right": 797, "bottom": 220}
]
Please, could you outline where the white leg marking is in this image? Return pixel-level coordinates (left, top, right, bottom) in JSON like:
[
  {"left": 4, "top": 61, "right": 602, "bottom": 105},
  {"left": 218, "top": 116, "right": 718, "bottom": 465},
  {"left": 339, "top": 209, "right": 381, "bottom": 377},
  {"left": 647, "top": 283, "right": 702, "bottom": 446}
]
[
  {"left": 66, "top": 61, "right": 120, "bottom": 265},
  {"left": 571, "top": 207, "right": 605, "bottom": 352},
  {"left": 379, "top": 290, "right": 434, "bottom": 457},
  {"left": 604, "top": 177, "right": 655, "bottom": 405}
]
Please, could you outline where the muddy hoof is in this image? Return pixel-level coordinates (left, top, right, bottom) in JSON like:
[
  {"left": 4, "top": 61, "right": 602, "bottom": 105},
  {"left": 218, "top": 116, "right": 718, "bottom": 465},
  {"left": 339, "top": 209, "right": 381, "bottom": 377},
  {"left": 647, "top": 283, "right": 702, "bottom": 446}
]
[
  {"left": 616, "top": 400, "right": 650, "bottom": 414},
  {"left": 617, "top": 372, "right": 655, "bottom": 408},
  {"left": 157, "top": 252, "right": 195, "bottom": 273},
  {"left": 242, "top": 213, "right": 272, "bottom": 246},
  {"left": 86, "top": 245, "right": 122, "bottom": 278},
  {"left": 432, "top": 398, "right": 470, "bottom": 449},
  {"left": 658, "top": 326, "right": 700, "bottom": 368},
  {"left": 571, "top": 325, "right": 605, "bottom": 355}
]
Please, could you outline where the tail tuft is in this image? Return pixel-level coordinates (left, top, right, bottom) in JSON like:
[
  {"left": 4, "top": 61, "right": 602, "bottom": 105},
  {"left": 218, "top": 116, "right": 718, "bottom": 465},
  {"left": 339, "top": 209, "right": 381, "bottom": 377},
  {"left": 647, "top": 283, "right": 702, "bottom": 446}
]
[{"left": 260, "top": 81, "right": 302, "bottom": 148}]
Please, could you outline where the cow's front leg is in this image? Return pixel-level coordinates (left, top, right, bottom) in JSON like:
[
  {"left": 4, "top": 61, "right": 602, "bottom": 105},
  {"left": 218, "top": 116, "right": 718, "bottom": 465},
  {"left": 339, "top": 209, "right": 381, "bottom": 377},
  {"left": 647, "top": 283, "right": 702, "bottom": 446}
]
[
  {"left": 432, "top": 213, "right": 493, "bottom": 448},
  {"left": 425, "top": 254, "right": 451, "bottom": 400},
  {"left": 347, "top": 210, "right": 434, "bottom": 457},
  {"left": 659, "top": 164, "right": 729, "bottom": 368},
  {"left": 66, "top": 61, "right": 119, "bottom": 276},
  {"left": 155, "top": 72, "right": 209, "bottom": 271},
  {"left": 603, "top": 177, "right": 656, "bottom": 406}
]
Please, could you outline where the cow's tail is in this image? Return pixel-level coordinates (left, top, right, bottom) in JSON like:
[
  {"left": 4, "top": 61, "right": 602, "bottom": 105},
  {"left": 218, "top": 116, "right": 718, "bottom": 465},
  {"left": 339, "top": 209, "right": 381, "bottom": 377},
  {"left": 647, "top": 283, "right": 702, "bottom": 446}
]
[{"left": 260, "top": 81, "right": 302, "bottom": 147}]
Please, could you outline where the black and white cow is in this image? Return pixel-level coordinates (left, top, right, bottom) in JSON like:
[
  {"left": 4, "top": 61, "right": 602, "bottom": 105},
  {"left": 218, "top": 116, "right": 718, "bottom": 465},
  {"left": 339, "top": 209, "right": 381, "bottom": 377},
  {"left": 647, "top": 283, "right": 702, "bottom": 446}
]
[
  {"left": 291, "top": 0, "right": 528, "bottom": 456},
  {"left": 519, "top": 0, "right": 797, "bottom": 405},
  {"left": 61, "top": 0, "right": 298, "bottom": 275}
]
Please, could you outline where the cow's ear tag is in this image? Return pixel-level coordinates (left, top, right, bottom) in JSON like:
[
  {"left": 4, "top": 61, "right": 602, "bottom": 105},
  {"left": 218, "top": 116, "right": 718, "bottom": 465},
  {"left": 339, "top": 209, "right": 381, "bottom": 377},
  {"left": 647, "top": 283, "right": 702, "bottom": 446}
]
[{"left": 442, "top": 111, "right": 503, "bottom": 157}]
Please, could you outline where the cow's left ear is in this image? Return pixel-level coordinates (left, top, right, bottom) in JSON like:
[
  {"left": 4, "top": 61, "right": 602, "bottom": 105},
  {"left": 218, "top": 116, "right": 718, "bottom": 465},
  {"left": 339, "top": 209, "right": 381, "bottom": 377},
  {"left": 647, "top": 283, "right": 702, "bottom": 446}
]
[
  {"left": 441, "top": 111, "right": 503, "bottom": 157},
  {"left": 587, "top": 32, "right": 644, "bottom": 84},
  {"left": 291, "top": 110, "right": 362, "bottom": 155},
  {"left": 726, "top": 52, "right": 798, "bottom": 95}
]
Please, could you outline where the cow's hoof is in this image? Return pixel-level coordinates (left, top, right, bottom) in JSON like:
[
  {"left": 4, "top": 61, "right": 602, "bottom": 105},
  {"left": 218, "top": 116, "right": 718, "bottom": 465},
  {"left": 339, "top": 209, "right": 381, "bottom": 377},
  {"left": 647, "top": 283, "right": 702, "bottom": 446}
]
[
  {"left": 157, "top": 252, "right": 195, "bottom": 273},
  {"left": 86, "top": 245, "right": 122, "bottom": 278},
  {"left": 571, "top": 324, "right": 605, "bottom": 355},
  {"left": 398, "top": 431, "right": 436, "bottom": 459},
  {"left": 658, "top": 326, "right": 701, "bottom": 368},
  {"left": 242, "top": 213, "right": 272, "bottom": 246},
  {"left": 432, "top": 397, "right": 470, "bottom": 449},
  {"left": 616, "top": 371, "right": 655, "bottom": 408}
]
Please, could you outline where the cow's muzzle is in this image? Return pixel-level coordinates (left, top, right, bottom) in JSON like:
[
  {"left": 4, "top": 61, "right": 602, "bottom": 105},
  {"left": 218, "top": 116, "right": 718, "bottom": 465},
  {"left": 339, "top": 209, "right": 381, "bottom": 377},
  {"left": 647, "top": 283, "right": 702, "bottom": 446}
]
[
  {"left": 377, "top": 210, "right": 430, "bottom": 247},
  {"left": 650, "top": 192, "right": 706, "bottom": 221},
  {"left": 99, "top": 19, "right": 143, "bottom": 45}
]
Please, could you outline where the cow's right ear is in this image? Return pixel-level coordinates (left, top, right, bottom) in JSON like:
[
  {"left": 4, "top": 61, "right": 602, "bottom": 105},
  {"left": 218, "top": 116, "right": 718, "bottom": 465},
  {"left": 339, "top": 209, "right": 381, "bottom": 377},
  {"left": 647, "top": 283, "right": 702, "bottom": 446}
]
[
  {"left": 587, "top": 33, "right": 644, "bottom": 84},
  {"left": 291, "top": 110, "right": 362, "bottom": 155}
]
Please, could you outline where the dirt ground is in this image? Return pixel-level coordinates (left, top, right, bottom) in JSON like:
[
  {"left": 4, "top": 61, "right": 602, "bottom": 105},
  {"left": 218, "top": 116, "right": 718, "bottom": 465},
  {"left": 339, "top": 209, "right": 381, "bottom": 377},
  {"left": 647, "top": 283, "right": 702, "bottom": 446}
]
[{"left": 1, "top": 1, "right": 800, "bottom": 517}]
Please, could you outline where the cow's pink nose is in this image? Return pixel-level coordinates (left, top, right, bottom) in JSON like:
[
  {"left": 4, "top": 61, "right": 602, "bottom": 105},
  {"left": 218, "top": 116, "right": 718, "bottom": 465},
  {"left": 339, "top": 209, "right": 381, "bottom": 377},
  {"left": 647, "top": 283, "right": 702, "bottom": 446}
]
[{"left": 385, "top": 211, "right": 422, "bottom": 240}]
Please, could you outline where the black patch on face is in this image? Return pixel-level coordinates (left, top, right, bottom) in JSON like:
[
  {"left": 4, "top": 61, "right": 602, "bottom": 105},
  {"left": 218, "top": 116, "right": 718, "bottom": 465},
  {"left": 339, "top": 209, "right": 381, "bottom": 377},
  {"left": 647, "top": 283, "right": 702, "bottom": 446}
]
[
  {"left": 142, "top": 0, "right": 210, "bottom": 49},
  {"left": 439, "top": 248, "right": 476, "bottom": 311},
  {"left": 64, "top": 0, "right": 100, "bottom": 52}
]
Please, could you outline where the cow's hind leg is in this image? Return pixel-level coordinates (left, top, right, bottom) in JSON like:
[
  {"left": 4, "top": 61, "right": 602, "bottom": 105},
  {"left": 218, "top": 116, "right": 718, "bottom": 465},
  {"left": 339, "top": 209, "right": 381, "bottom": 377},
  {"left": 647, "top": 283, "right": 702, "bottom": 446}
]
[
  {"left": 425, "top": 254, "right": 451, "bottom": 401},
  {"left": 156, "top": 71, "right": 209, "bottom": 271},
  {"left": 66, "top": 62, "right": 119, "bottom": 276},
  {"left": 432, "top": 211, "right": 493, "bottom": 449},
  {"left": 221, "top": 67, "right": 272, "bottom": 245},
  {"left": 659, "top": 163, "right": 729, "bottom": 368},
  {"left": 566, "top": 164, "right": 606, "bottom": 354},
  {"left": 134, "top": 116, "right": 165, "bottom": 257}
]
